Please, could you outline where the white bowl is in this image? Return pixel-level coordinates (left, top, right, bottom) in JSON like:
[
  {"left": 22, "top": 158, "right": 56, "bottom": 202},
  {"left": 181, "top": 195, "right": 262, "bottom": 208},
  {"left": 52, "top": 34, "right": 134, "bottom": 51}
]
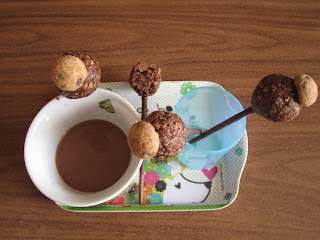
[{"left": 24, "top": 88, "right": 142, "bottom": 207}]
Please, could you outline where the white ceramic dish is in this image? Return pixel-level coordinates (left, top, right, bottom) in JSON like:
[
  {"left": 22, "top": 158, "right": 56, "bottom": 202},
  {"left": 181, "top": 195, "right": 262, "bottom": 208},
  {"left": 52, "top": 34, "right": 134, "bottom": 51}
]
[{"left": 24, "top": 88, "right": 142, "bottom": 207}]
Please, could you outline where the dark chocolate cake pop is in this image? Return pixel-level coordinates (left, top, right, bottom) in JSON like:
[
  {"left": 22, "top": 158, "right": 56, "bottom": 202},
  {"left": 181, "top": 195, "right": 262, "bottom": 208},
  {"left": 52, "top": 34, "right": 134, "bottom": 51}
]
[
  {"left": 146, "top": 111, "right": 187, "bottom": 160},
  {"left": 251, "top": 74, "right": 302, "bottom": 122},
  {"left": 129, "top": 62, "right": 162, "bottom": 96}
]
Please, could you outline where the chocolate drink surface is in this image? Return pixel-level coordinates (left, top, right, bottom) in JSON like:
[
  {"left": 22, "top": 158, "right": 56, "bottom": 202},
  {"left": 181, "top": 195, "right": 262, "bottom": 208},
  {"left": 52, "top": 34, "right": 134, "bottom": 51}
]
[{"left": 56, "top": 119, "right": 130, "bottom": 192}]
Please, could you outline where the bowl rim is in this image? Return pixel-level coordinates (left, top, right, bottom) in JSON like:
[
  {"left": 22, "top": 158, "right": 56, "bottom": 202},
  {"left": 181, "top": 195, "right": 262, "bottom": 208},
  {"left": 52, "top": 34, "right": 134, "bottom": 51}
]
[{"left": 24, "top": 88, "right": 142, "bottom": 207}]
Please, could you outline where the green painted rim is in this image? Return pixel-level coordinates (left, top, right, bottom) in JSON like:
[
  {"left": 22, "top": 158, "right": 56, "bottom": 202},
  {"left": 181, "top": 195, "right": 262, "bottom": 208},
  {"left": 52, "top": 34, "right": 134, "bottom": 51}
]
[{"left": 58, "top": 203, "right": 230, "bottom": 212}]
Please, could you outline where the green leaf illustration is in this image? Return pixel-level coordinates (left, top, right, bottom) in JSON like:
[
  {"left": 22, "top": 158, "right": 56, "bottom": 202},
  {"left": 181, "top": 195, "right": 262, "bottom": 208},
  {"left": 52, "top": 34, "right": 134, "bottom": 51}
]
[{"left": 99, "top": 99, "right": 115, "bottom": 113}]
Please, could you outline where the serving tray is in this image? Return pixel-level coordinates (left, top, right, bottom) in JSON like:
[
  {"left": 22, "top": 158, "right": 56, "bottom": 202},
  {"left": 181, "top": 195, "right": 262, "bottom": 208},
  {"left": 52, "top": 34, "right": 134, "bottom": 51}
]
[{"left": 57, "top": 81, "right": 248, "bottom": 212}]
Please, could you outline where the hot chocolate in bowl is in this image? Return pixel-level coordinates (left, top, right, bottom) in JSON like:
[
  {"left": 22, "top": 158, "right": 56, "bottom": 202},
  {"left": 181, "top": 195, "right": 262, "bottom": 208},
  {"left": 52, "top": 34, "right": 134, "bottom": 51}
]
[{"left": 24, "top": 88, "right": 142, "bottom": 207}]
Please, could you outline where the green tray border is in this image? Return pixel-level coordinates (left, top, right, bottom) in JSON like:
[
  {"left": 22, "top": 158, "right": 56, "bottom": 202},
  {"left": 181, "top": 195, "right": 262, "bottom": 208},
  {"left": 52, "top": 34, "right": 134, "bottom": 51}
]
[{"left": 58, "top": 203, "right": 230, "bottom": 212}]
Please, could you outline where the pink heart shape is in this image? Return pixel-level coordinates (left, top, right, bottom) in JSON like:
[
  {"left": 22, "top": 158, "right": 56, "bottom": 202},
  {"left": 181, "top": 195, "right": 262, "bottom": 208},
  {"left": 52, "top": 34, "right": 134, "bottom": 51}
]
[{"left": 202, "top": 167, "right": 218, "bottom": 181}]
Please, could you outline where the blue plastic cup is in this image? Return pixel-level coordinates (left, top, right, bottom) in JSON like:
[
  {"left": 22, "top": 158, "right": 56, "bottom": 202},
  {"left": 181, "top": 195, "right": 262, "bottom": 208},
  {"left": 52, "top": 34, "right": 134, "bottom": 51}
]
[{"left": 174, "top": 86, "right": 246, "bottom": 170}]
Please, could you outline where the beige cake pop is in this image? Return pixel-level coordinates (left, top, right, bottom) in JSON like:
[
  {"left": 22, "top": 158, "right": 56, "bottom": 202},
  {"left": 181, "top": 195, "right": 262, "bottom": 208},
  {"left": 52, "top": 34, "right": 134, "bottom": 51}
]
[
  {"left": 51, "top": 51, "right": 101, "bottom": 99},
  {"left": 294, "top": 74, "right": 318, "bottom": 107},
  {"left": 127, "top": 121, "right": 160, "bottom": 159}
]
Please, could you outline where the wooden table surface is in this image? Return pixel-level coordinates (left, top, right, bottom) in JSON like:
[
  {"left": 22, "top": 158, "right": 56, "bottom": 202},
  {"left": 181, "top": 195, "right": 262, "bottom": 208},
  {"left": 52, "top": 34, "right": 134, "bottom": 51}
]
[{"left": 1, "top": 1, "right": 319, "bottom": 239}]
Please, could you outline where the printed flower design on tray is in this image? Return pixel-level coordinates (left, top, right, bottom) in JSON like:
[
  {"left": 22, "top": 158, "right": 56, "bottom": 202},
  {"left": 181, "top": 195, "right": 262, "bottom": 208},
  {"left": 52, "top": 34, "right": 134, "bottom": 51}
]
[
  {"left": 144, "top": 160, "right": 156, "bottom": 173},
  {"left": 148, "top": 193, "right": 163, "bottom": 205},
  {"left": 128, "top": 183, "right": 138, "bottom": 194},
  {"left": 136, "top": 182, "right": 153, "bottom": 204},
  {"left": 144, "top": 171, "right": 160, "bottom": 185},
  {"left": 136, "top": 182, "right": 153, "bottom": 195},
  {"left": 125, "top": 193, "right": 139, "bottom": 205},
  {"left": 235, "top": 147, "right": 243, "bottom": 156},
  {"left": 109, "top": 195, "right": 124, "bottom": 205},
  {"left": 151, "top": 158, "right": 167, "bottom": 165},
  {"left": 180, "top": 82, "right": 196, "bottom": 95},
  {"left": 167, "top": 158, "right": 182, "bottom": 176},
  {"left": 155, "top": 180, "right": 166, "bottom": 192},
  {"left": 155, "top": 162, "right": 171, "bottom": 179},
  {"left": 224, "top": 192, "right": 233, "bottom": 203}
]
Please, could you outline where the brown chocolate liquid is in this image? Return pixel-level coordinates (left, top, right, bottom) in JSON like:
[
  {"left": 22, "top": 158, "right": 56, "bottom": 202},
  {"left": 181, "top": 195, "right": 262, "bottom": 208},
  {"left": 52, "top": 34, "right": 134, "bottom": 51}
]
[{"left": 56, "top": 119, "right": 130, "bottom": 192}]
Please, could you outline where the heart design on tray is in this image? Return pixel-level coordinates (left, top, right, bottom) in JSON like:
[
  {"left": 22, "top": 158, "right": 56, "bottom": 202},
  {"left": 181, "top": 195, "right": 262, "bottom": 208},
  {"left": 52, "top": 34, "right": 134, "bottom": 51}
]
[{"left": 202, "top": 167, "right": 218, "bottom": 181}]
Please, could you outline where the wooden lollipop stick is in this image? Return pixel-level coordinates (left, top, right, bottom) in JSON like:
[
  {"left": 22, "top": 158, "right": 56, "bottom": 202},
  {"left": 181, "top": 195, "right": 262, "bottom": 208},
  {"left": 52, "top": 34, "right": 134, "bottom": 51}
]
[
  {"left": 139, "top": 162, "right": 145, "bottom": 204},
  {"left": 188, "top": 107, "right": 254, "bottom": 144},
  {"left": 139, "top": 94, "right": 148, "bottom": 204},
  {"left": 141, "top": 94, "right": 148, "bottom": 120}
]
